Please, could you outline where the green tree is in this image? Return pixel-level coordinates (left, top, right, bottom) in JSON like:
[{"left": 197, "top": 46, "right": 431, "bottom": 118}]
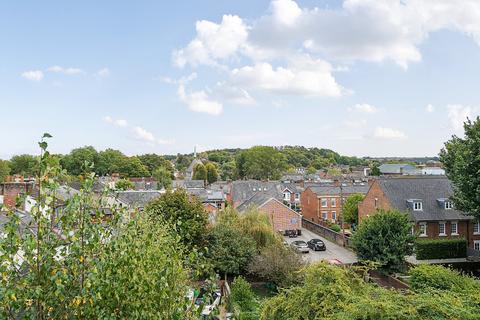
[
  {"left": 342, "top": 194, "right": 364, "bottom": 225},
  {"left": 96, "top": 148, "right": 126, "bottom": 176},
  {"left": 145, "top": 189, "right": 208, "bottom": 249},
  {"left": 60, "top": 146, "right": 98, "bottom": 176},
  {"left": 208, "top": 224, "right": 256, "bottom": 276},
  {"left": 409, "top": 264, "right": 480, "bottom": 293},
  {"left": 220, "top": 161, "right": 236, "bottom": 180},
  {"left": 192, "top": 163, "right": 207, "bottom": 181},
  {"left": 0, "top": 160, "right": 11, "bottom": 182},
  {"left": 370, "top": 163, "right": 381, "bottom": 176},
  {"left": 153, "top": 166, "right": 172, "bottom": 189},
  {"left": 138, "top": 153, "right": 173, "bottom": 176},
  {"left": 239, "top": 146, "right": 287, "bottom": 180},
  {"left": 351, "top": 209, "right": 415, "bottom": 273},
  {"left": 440, "top": 117, "right": 480, "bottom": 219},
  {"left": 115, "top": 179, "right": 135, "bottom": 190},
  {"left": 205, "top": 162, "right": 219, "bottom": 184},
  {"left": 116, "top": 156, "right": 150, "bottom": 178},
  {"left": 9, "top": 154, "right": 38, "bottom": 176},
  {"left": 229, "top": 276, "right": 259, "bottom": 320}
]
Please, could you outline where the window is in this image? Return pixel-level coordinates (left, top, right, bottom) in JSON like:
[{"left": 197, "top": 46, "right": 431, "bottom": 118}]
[
  {"left": 439, "top": 222, "right": 446, "bottom": 236},
  {"left": 295, "top": 193, "right": 300, "bottom": 201},
  {"left": 321, "top": 198, "right": 328, "bottom": 207},
  {"left": 445, "top": 201, "right": 453, "bottom": 209},
  {"left": 473, "top": 221, "right": 480, "bottom": 235},
  {"left": 0, "top": 195, "right": 3, "bottom": 205},
  {"left": 413, "top": 201, "right": 423, "bottom": 211},
  {"left": 322, "top": 211, "right": 328, "bottom": 221},
  {"left": 419, "top": 222, "right": 427, "bottom": 237},
  {"left": 374, "top": 197, "right": 378, "bottom": 208},
  {"left": 474, "top": 240, "right": 480, "bottom": 251},
  {"left": 284, "top": 192, "right": 290, "bottom": 201},
  {"left": 451, "top": 221, "right": 458, "bottom": 235},
  {"left": 331, "top": 198, "right": 336, "bottom": 207},
  {"left": 332, "top": 211, "right": 337, "bottom": 222}
]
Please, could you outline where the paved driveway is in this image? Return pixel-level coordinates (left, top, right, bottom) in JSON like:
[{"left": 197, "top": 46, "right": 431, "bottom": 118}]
[{"left": 285, "top": 228, "right": 357, "bottom": 264}]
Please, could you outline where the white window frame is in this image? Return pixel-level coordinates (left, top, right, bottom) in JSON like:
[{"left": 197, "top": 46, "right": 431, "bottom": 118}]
[
  {"left": 321, "top": 198, "right": 328, "bottom": 208},
  {"left": 283, "top": 192, "right": 290, "bottom": 201},
  {"left": 413, "top": 201, "right": 423, "bottom": 211},
  {"left": 419, "top": 222, "right": 427, "bottom": 237},
  {"left": 294, "top": 193, "right": 300, "bottom": 201},
  {"left": 331, "top": 198, "right": 337, "bottom": 207},
  {"left": 321, "top": 211, "right": 328, "bottom": 221},
  {"left": 332, "top": 211, "right": 337, "bottom": 222},
  {"left": 374, "top": 197, "right": 378, "bottom": 208},
  {"left": 444, "top": 201, "right": 453, "bottom": 210},
  {"left": 474, "top": 240, "right": 480, "bottom": 251},
  {"left": 473, "top": 221, "right": 480, "bottom": 235},
  {"left": 0, "top": 195, "right": 3, "bottom": 205},
  {"left": 438, "top": 221, "right": 446, "bottom": 236},
  {"left": 451, "top": 221, "right": 459, "bottom": 235}
]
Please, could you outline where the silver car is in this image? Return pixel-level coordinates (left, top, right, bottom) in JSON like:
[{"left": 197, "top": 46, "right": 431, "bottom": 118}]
[{"left": 290, "top": 240, "right": 309, "bottom": 253}]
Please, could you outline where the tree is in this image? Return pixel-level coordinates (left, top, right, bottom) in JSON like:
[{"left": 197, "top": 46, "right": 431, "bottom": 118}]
[
  {"left": 145, "top": 189, "right": 208, "bottom": 249},
  {"left": 192, "top": 163, "right": 207, "bottom": 181},
  {"left": 220, "top": 161, "right": 236, "bottom": 180},
  {"left": 96, "top": 148, "right": 126, "bottom": 176},
  {"left": 205, "top": 162, "right": 219, "bottom": 184},
  {"left": 153, "top": 166, "right": 172, "bottom": 189},
  {"left": 60, "top": 146, "right": 98, "bottom": 176},
  {"left": 229, "top": 276, "right": 259, "bottom": 320},
  {"left": 138, "top": 153, "right": 173, "bottom": 176},
  {"left": 342, "top": 194, "right": 364, "bottom": 225},
  {"left": 248, "top": 241, "right": 304, "bottom": 288},
  {"left": 351, "top": 209, "right": 414, "bottom": 273},
  {"left": 238, "top": 146, "right": 287, "bottom": 180},
  {"left": 116, "top": 156, "right": 150, "bottom": 178},
  {"left": 9, "top": 154, "right": 38, "bottom": 176},
  {"left": 115, "top": 179, "right": 135, "bottom": 190},
  {"left": 0, "top": 160, "right": 10, "bottom": 182},
  {"left": 207, "top": 224, "right": 256, "bottom": 276},
  {"left": 440, "top": 117, "right": 480, "bottom": 219},
  {"left": 370, "top": 163, "right": 381, "bottom": 176}
]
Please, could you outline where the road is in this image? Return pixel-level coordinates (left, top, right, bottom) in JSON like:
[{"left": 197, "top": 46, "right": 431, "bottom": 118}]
[{"left": 285, "top": 228, "right": 358, "bottom": 265}]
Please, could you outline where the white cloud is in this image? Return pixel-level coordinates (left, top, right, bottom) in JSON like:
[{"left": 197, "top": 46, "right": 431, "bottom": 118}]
[
  {"left": 426, "top": 104, "right": 435, "bottom": 113},
  {"left": 231, "top": 55, "right": 343, "bottom": 97},
  {"left": 104, "top": 116, "right": 173, "bottom": 145},
  {"left": 447, "top": 104, "right": 474, "bottom": 131},
  {"left": 104, "top": 116, "right": 128, "bottom": 127},
  {"left": 47, "top": 66, "right": 85, "bottom": 75},
  {"left": 173, "top": 14, "right": 248, "bottom": 68},
  {"left": 96, "top": 68, "right": 110, "bottom": 77},
  {"left": 213, "top": 82, "right": 255, "bottom": 106},
  {"left": 349, "top": 103, "right": 377, "bottom": 113},
  {"left": 21, "top": 70, "right": 44, "bottom": 81},
  {"left": 132, "top": 126, "right": 155, "bottom": 143},
  {"left": 373, "top": 127, "right": 407, "bottom": 140},
  {"left": 270, "top": 0, "right": 302, "bottom": 26},
  {"left": 177, "top": 84, "right": 223, "bottom": 115}
]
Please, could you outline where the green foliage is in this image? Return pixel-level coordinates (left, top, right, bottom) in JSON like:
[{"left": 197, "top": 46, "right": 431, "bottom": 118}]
[
  {"left": 409, "top": 264, "right": 480, "bottom": 293},
  {"left": 153, "top": 166, "right": 173, "bottom": 189},
  {"left": 342, "top": 193, "right": 364, "bottom": 225},
  {"left": 96, "top": 148, "right": 126, "bottom": 176},
  {"left": 0, "top": 160, "right": 11, "bottom": 182},
  {"left": 233, "top": 208, "right": 279, "bottom": 250},
  {"left": 329, "top": 224, "right": 341, "bottom": 232},
  {"left": 115, "top": 156, "right": 150, "bottom": 178},
  {"left": 351, "top": 209, "right": 415, "bottom": 273},
  {"left": 137, "top": 153, "right": 173, "bottom": 176},
  {"left": 145, "top": 189, "right": 208, "bottom": 249},
  {"left": 415, "top": 238, "right": 467, "bottom": 260},
  {"left": 115, "top": 178, "right": 135, "bottom": 190},
  {"left": 237, "top": 146, "right": 287, "bottom": 180},
  {"left": 207, "top": 224, "right": 256, "bottom": 275},
  {"left": 247, "top": 241, "right": 304, "bottom": 288},
  {"left": 60, "top": 146, "right": 99, "bottom": 176},
  {"left": 9, "top": 154, "right": 38, "bottom": 176},
  {"left": 192, "top": 163, "right": 207, "bottom": 181},
  {"left": 205, "top": 162, "right": 219, "bottom": 184},
  {"left": 175, "top": 154, "right": 193, "bottom": 173},
  {"left": 440, "top": 117, "right": 480, "bottom": 219},
  {"left": 230, "top": 276, "right": 259, "bottom": 320},
  {"left": 260, "top": 262, "right": 480, "bottom": 320},
  {"left": 220, "top": 161, "right": 236, "bottom": 180}
]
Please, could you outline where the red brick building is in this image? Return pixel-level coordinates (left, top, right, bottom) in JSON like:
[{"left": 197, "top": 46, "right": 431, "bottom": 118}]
[
  {"left": 358, "top": 177, "right": 480, "bottom": 251},
  {"left": 301, "top": 184, "right": 369, "bottom": 225},
  {"left": 0, "top": 180, "right": 35, "bottom": 209}
]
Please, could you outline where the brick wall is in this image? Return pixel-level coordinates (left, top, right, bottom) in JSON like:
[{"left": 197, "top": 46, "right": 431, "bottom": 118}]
[
  {"left": 259, "top": 199, "right": 302, "bottom": 232},
  {"left": 0, "top": 182, "right": 34, "bottom": 209},
  {"left": 300, "top": 188, "right": 318, "bottom": 222},
  {"left": 358, "top": 181, "right": 390, "bottom": 223}
]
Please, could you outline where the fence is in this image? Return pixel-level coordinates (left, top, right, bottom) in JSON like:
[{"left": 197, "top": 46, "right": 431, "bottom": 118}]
[{"left": 302, "top": 218, "right": 352, "bottom": 248}]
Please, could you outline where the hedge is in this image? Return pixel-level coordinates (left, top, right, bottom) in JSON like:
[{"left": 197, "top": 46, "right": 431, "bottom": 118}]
[
  {"left": 415, "top": 238, "right": 467, "bottom": 260},
  {"left": 409, "top": 265, "right": 480, "bottom": 293}
]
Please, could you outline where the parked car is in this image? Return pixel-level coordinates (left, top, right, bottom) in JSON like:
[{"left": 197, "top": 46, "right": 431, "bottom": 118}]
[
  {"left": 290, "top": 240, "right": 309, "bottom": 253},
  {"left": 307, "top": 238, "right": 326, "bottom": 251}
]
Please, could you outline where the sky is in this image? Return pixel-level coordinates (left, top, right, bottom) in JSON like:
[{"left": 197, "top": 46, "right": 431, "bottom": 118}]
[{"left": 2, "top": 0, "right": 480, "bottom": 159}]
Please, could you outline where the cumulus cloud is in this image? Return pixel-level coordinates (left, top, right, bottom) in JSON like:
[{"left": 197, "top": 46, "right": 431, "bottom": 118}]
[
  {"left": 21, "top": 70, "right": 44, "bottom": 81},
  {"left": 47, "top": 66, "right": 85, "bottom": 75},
  {"left": 373, "top": 127, "right": 407, "bottom": 139},
  {"left": 104, "top": 116, "right": 173, "bottom": 145},
  {"left": 177, "top": 84, "right": 223, "bottom": 115},
  {"left": 96, "top": 68, "right": 110, "bottom": 77},
  {"left": 447, "top": 104, "right": 474, "bottom": 131},
  {"left": 426, "top": 104, "right": 434, "bottom": 113},
  {"left": 349, "top": 103, "right": 377, "bottom": 113}
]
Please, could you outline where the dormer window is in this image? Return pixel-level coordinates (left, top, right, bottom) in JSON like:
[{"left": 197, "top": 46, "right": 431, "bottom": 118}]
[
  {"left": 445, "top": 201, "right": 453, "bottom": 210},
  {"left": 283, "top": 192, "right": 290, "bottom": 201},
  {"left": 413, "top": 201, "right": 423, "bottom": 211}
]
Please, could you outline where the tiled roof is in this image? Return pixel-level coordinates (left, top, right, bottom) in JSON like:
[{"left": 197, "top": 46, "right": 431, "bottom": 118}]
[{"left": 115, "top": 190, "right": 163, "bottom": 209}]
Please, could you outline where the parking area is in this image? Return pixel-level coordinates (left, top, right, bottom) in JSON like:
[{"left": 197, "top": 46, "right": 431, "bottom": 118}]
[{"left": 285, "top": 228, "right": 357, "bottom": 265}]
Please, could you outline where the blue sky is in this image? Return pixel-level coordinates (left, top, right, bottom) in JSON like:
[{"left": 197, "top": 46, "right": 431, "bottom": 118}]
[{"left": 2, "top": 0, "right": 480, "bottom": 159}]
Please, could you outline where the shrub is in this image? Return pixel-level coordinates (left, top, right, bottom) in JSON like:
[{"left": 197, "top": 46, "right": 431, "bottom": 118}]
[
  {"left": 330, "top": 224, "right": 341, "bottom": 232},
  {"left": 115, "top": 178, "right": 134, "bottom": 190},
  {"left": 230, "top": 276, "right": 259, "bottom": 320},
  {"left": 415, "top": 238, "right": 467, "bottom": 260},
  {"left": 409, "top": 265, "right": 480, "bottom": 293}
]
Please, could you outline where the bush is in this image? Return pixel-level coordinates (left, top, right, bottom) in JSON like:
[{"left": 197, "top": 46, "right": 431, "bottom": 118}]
[
  {"left": 330, "top": 224, "right": 341, "bottom": 232},
  {"left": 115, "top": 178, "right": 134, "bottom": 190},
  {"left": 409, "top": 264, "right": 480, "bottom": 293},
  {"left": 230, "top": 276, "right": 259, "bottom": 320},
  {"left": 415, "top": 238, "right": 467, "bottom": 260}
]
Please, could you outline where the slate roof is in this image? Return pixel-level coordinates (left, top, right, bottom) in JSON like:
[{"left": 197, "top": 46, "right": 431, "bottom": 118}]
[
  {"left": 236, "top": 187, "right": 284, "bottom": 212},
  {"left": 173, "top": 180, "right": 205, "bottom": 189},
  {"left": 115, "top": 190, "right": 163, "bottom": 209},
  {"left": 0, "top": 210, "right": 37, "bottom": 235},
  {"left": 281, "top": 182, "right": 303, "bottom": 194},
  {"left": 379, "top": 163, "right": 415, "bottom": 174},
  {"left": 186, "top": 188, "right": 225, "bottom": 202},
  {"left": 231, "top": 180, "right": 281, "bottom": 204},
  {"left": 308, "top": 184, "right": 370, "bottom": 196},
  {"left": 377, "top": 177, "right": 473, "bottom": 221}
]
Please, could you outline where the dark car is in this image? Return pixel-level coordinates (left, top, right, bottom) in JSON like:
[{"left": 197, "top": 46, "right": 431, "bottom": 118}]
[
  {"left": 307, "top": 239, "right": 326, "bottom": 251},
  {"left": 290, "top": 240, "right": 309, "bottom": 253}
]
